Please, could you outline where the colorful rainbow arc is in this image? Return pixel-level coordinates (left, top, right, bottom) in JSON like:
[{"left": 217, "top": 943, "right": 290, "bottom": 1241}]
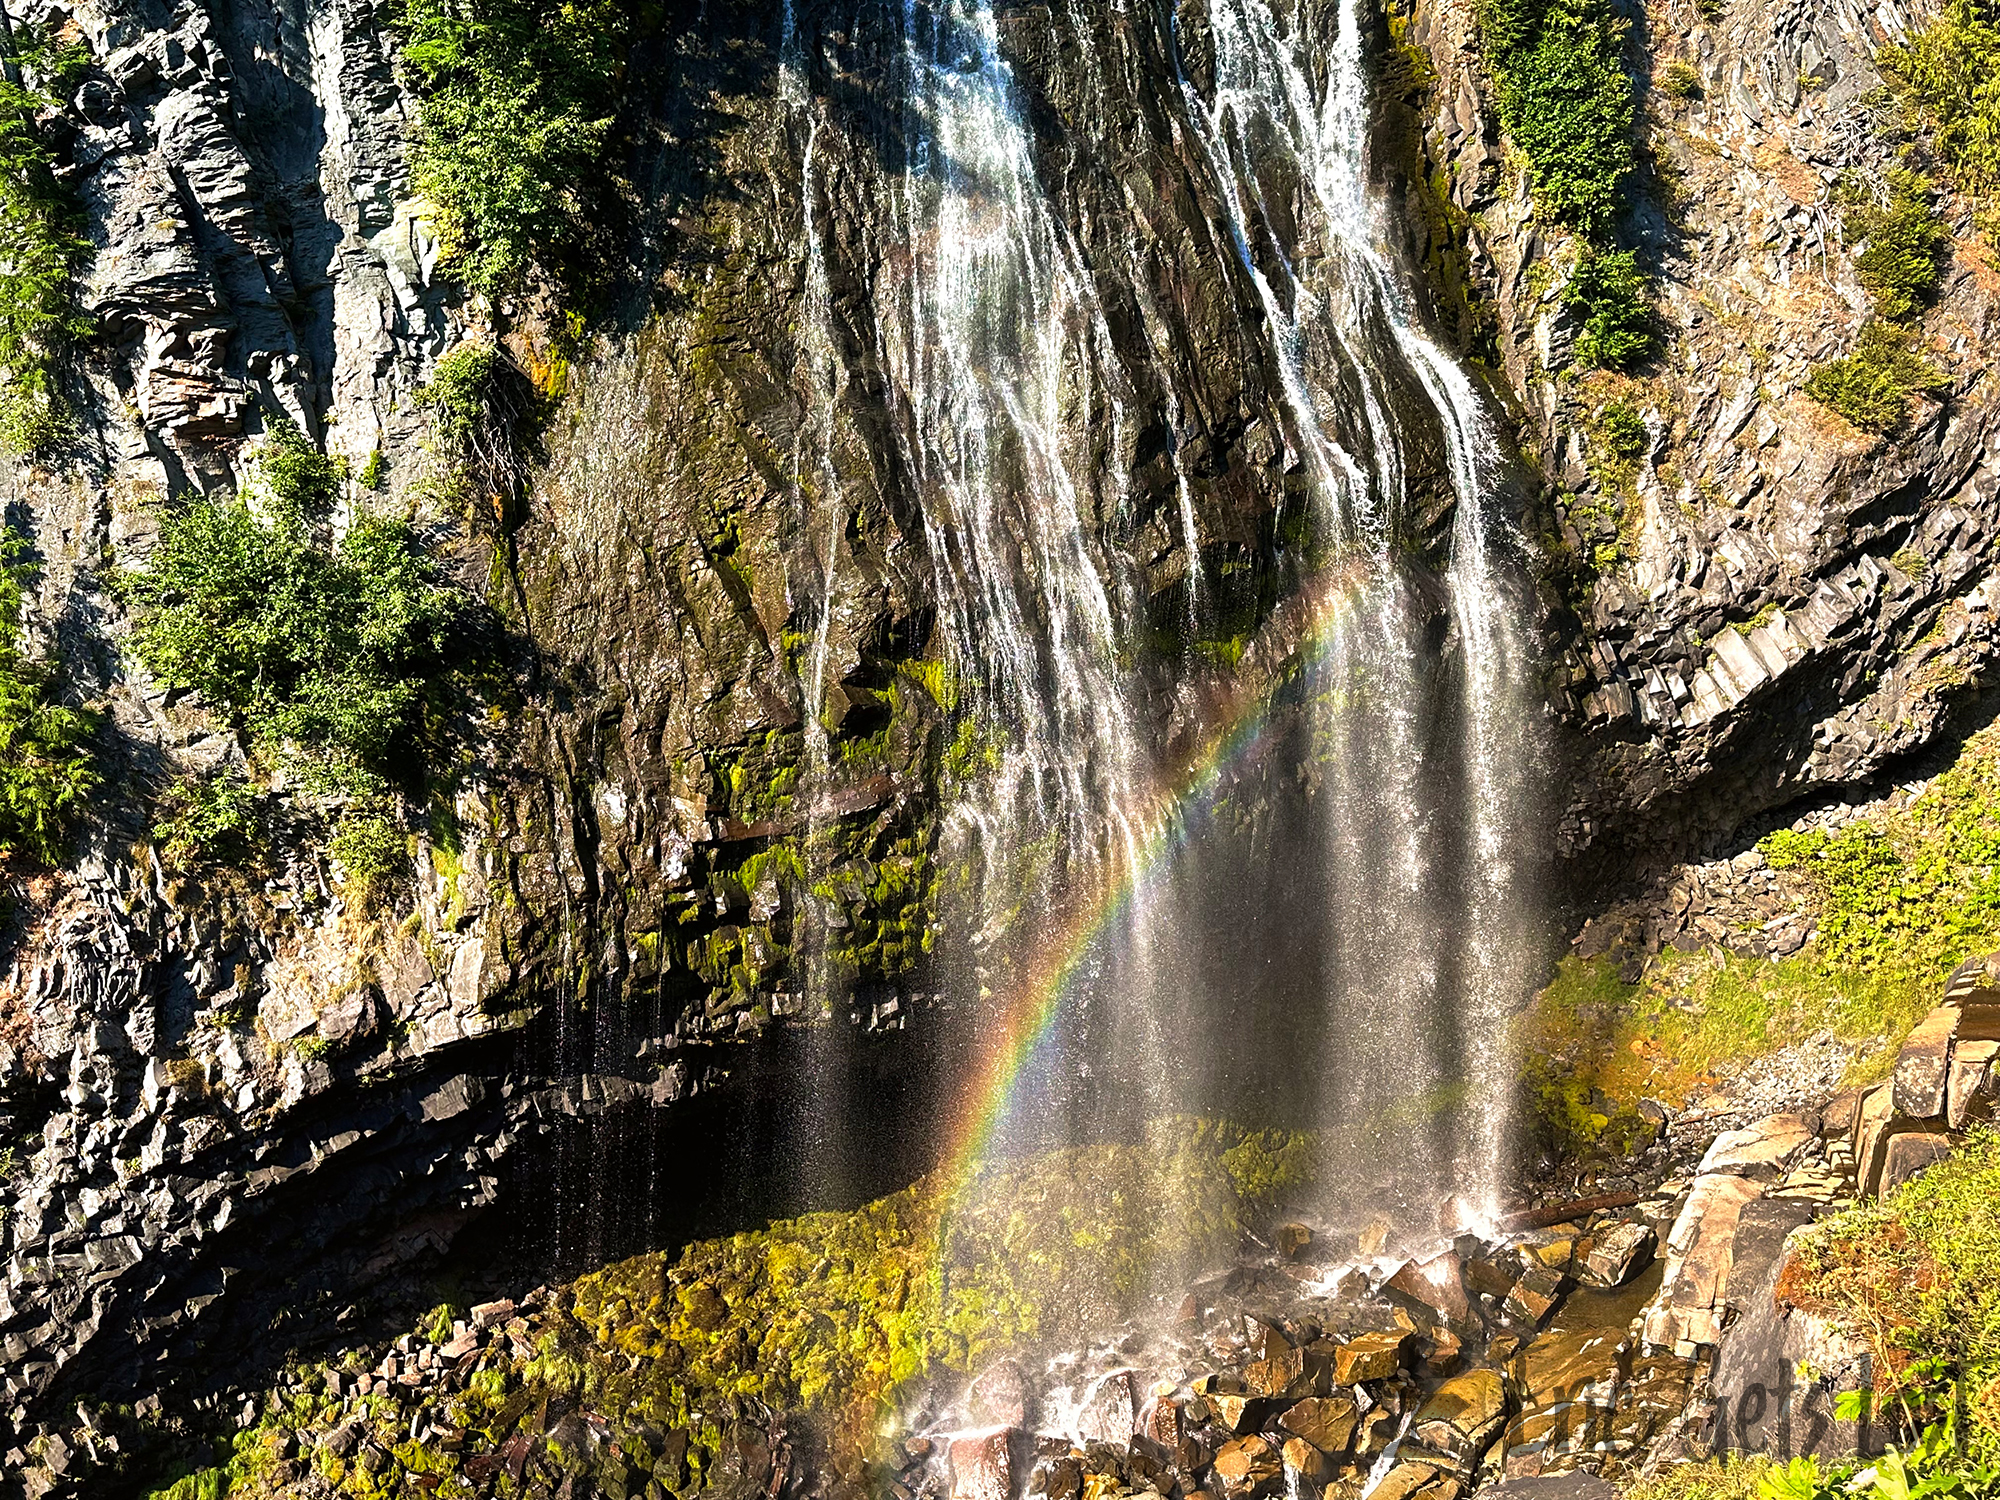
[{"left": 933, "top": 556, "right": 1385, "bottom": 1192}]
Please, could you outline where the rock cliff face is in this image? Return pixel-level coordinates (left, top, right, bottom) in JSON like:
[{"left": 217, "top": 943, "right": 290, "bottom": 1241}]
[
  {"left": 1403, "top": 0, "right": 2000, "bottom": 870},
  {"left": 0, "top": 0, "right": 1994, "bottom": 1486}
]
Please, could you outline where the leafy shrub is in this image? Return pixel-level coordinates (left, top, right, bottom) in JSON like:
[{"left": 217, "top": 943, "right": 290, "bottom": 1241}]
[
  {"left": 1847, "top": 170, "right": 1949, "bottom": 322},
  {"left": 416, "top": 341, "right": 542, "bottom": 519},
  {"left": 1566, "top": 248, "right": 1655, "bottom": 368},
  {"left": 396, "top": 0, "right": 629, "bottom": 296},
  {"left": 0, "top": 76, "right": 92, "bottom": 454},
  {"left": 329, "top": 806, "right": 407, "bottom": 891},
  {"left": 154, "top": 770, "right": 264, "bottom": 864},
  {"left": 1792, "top": 1127, "right": 2000, "bottom": 1451},
  {"left": 1482, "top": 0, "right": 1639, "bottom": 239},
  {"left": 126, "top": 419, "right": 471, "bottom": 800},
  {"left": 1597, "top": 399, "right": 1647, "bottom": 457},
  {"left": 0, "top": 527, "right": 95, "bottom": 864},
  {"left": 1880, "top": 0, "right": 2000, "bottom": 191},
  {"left": 1805, "top": 319, "right": 1948, "bottom": 432},
  {"left": 1658, "top": 60, "right": 1704, "bottom": 99}
]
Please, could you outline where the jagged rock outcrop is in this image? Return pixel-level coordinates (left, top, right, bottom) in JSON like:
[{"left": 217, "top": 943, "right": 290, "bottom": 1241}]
[
  {"left": 5, "top": 0, "right": 2000, "bottom": 1485},
  {"left": 1404, "top": 0, "right": 2000, "bottom": 871}
]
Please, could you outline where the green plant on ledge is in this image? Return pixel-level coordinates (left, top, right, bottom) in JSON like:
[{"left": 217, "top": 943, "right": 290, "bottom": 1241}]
[
  {"left": 0, "top": 525, "right": 95, "bottom": 865},
  {"left": 396, "top": 0, "right": 630, "bottom": 298},
  {"left": 1567, "top": 248, "right": 1656, "bottom": 370},
  {"left": 1804, "top": 319, "right": 1948, "bottom": 433},
  {"left": 1848, "top": 169, "right": 1949, "bottom": 321},
  {"left": 1880, "top": 0, "right": 2000, "bottom": 194},
  {"left": 125, "top": 418, "right": 475, "bottom": 883},
  {"left": 0, "top": 66, "right": 93, "bottom": 455},
  {"left": 1481, "top": 0, "right": 1639, "bottom": 239}
]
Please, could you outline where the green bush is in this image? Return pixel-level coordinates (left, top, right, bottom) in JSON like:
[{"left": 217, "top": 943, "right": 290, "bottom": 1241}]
[
  {"left": 1848, "top": 170, "right": 1949, "bottom": 322},
  {"left": 1658, "top": 60, "right": 1704, "bottom": 99},
  {"left": 1482, "top": 0, "right": 1639, "bottom": 239},
  {"left": 1758, "top": 730, "right": 2000, "bottom": 976},
  {"left": 329, "top": 806, "right": 407, "bottom": 891},
  {"left": 1567, "top": 248, "right": 1655, "bottom": 368},
  {"left": 126, "top": 419, "right": 470, "bottom": 800},
  {"left": 1794, "top": 1127, "right": 2000, "bottom": 1455},
  {"left": 154, "top": 770, "right": 264, "bottom": 864},
  {"left": 1881, "top": 0, "right": 2000, "bottom": 191},
  {"left": 0, "top": 76, "right": 92, "bottom": 454},
  {"left": 0, "top": 526, "right": 96, "bottom": 865},
  {"left": 1597, "top": 399, "right": 1647, "bottom": 456},
  {"left": 396, "top": 0, "right": 629, "bottom": 296},
  {"left": 1804, "top": 319, "right": 1948, "bottom": 432}
]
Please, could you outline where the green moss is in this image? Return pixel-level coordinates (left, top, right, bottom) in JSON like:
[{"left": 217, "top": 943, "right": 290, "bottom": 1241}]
[
  {"left": 547, "top": 1118, "right": 1309, "bottom": 1477},
  {"left": 1523, "top": 722, "right": 2000, "bottom": 1157}
]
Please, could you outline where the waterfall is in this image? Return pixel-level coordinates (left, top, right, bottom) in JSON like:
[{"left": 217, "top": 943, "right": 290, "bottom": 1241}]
[
  {"left": 774, "top": 0, "right": 1542, "bottom": 1233},
  {"left": 1180, "top": 0, "right": 1543, "bottom": 1220}
]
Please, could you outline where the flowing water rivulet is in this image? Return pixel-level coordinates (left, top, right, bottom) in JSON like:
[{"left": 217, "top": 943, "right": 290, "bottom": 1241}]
[{"left": 775, "top": 0, "right": 1540, "bottom": 1233}]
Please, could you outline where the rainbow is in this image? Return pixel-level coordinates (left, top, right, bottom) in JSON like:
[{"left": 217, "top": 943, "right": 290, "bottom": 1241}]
[{"left": 933, "top": 555, "right": 1384, "bottom": 1190}]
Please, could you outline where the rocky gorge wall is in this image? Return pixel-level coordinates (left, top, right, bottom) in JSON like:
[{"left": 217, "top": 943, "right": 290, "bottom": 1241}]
[
  {"left": 1400, "top": 0, "right": 2000, "bottom": 872},
  {"left": 1, "top": 0, "right": 1996, "bottom": 1489}
]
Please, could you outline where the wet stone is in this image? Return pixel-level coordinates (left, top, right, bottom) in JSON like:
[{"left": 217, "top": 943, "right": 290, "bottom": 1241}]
[
  {"left": 1332, "top": 1329, "right": 1409, "bottom": 1384},
  {"left": 1278, "top": 1395, "right": 1359, "bottom": 1454},
  {"left": 1211, "top": 1434, "right": 1283, "bottom": 1497}
]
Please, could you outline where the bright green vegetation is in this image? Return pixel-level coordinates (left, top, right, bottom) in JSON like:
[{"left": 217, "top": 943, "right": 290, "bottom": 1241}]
[
  {"left": 1566, "top": 248, "right": 1655, "bottom": 371},
  {"left": 126, "top": 420, "right": 474, "bottom": 878},
  {"left": 1522, "top": 721, "right": 2000, "bottom": 1158},
  {"left": 0, "top": 59, "right": 93, "bottom": 454},
  {"left": 1596, "top": 398, "right": 1647, "bottom": 458},
  {"left": 1880, "top": 0, "right": 2000, "bottom": 192},
  {"left": 1796, "top": 1127, "right": 2000, "bottom": 1420},
  {"left": 0, "top": 526, "right": 95, "bottom": 865},
  {"left": 1482, "top": 0, "right": 1639, "bottom": 240},
  {"left": 396, "top": 0, "right": 629, "bottom": 296},
  {"left": 1805, "top": 320, "right": 1949, "bottom": 433},
  {"left": 1848, "top": 171, "right": 1949, "bottom": 322},
  {"left": 153, "top": 770, "right": 264, "bottom": 865},
  {"left": 1628, "top": 1437, "right": 1991, "bottom": 1500},
  {"left": 1480, "top": 0, "right": 1659, "bottom": 372},
  {"left": 147, "top": 1121, "right": 1316, "bottom": 1499},
  {"left": 1658, "top": 61, "right": 1704, "bottom": 100},
  {"left": 543, "top": 1121, "right": 1306, "bottom": 1467},
  {"left": 416, "top": 343, "right": 508, "bottom": 454},
  {"left": 1807, "top": 172, "right": 1948, "bottom": 432}
]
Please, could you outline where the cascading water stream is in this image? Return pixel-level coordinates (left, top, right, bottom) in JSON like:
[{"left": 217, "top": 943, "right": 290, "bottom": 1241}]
[
  {"left": 868, "top": 0, "right": 1189, "bottom": 1139},
  {"left": 1169, "top": 0, "right": 1542, "bottom": 1222},
  {"left": 772, "top": 0, "right": 1540, "bottom": 1241}
]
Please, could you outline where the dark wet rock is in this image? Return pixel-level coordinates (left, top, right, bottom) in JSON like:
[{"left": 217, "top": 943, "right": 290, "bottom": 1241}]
[
  {"left": 948, "top": 1430, "right": 1019, "bottom": 1500},
  {"left": 1386, "top": 1252, "right": 1470, "bottom": 1325}
]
